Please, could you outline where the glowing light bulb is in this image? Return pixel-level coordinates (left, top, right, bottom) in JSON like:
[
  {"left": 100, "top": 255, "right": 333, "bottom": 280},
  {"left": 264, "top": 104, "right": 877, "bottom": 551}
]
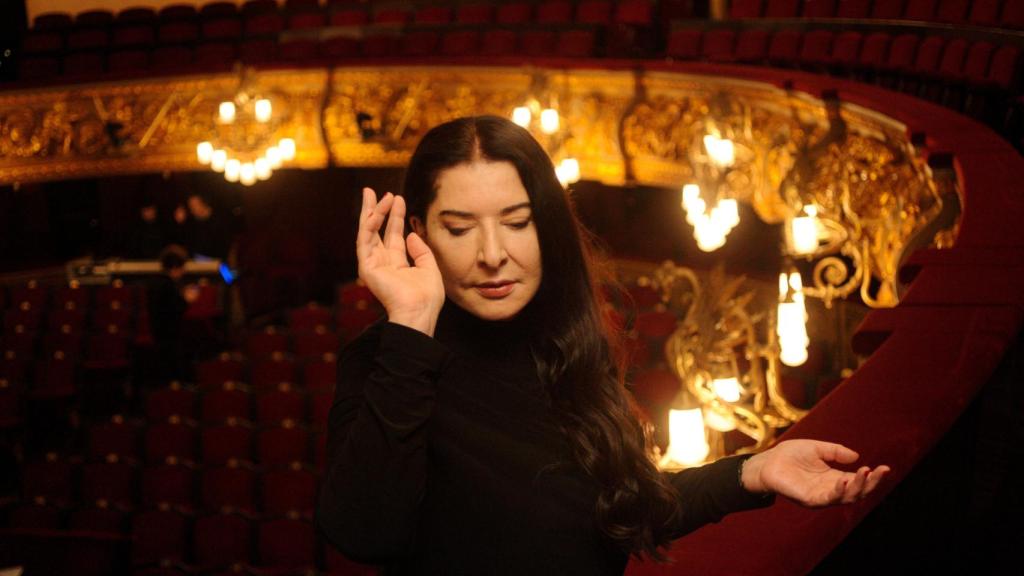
[
  {"left": 224, "top": 158, "right": 241, "bottom": 182},
  {"left": 219, "top": 101, "right": 236, "bottom": 124},
  {"left": 265, "top": 146, "right": 282, "bottom": 169},
  {"left": 255, "top": 99, "right": 272, "bottom": 123},
  {"left": 196, "top": 141, "right": 213, "bottom": 164},
  {"left": 278, "top": 138, "right": 296, "bottom": 161},
  {"left": 239, "top": 162, "right": 256, "bottom": 186},
  {"left": 718, "top": 198, "right": 740, "bottom": 228},
  {"left": 681, "top": 184, "right": 701, "bottom": 211},
  {"left": 210, "top": 149, "right": 227, "bottom": 172},
  {"left": 511, "top": 106, "right": 531, "bottom": 128},
  {"left": 790, "top": 213, "right": 819, "bottom": 255},
  {"left": 558, "top": 158, "right": 580, "bottom": 185},
  {"left": 703, "top": 405, "right": 737, "bottom": 432},
  {"left": 663, "top": 408, "right": 710, "bottom": 467},
  {"left": 704, "top": 134, "right": 735, "bottom": 167},
  {"left": 540, "top": 108, "right": 559, "bottom": 134},
  {"left": 254, "top": 157, "right": 272, "bottom": 180},
  {"left": 712, "top": 377, "right": 742, "bottom": 402}
]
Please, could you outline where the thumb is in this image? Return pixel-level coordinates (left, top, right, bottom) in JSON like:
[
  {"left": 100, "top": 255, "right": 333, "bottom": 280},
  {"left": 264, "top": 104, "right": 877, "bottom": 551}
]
[
  {"left": 406, "top": 232, "right": 438, "bottom": 269},
  {"left": 815, "top": 441, "right": 859, "bottom": 465}
]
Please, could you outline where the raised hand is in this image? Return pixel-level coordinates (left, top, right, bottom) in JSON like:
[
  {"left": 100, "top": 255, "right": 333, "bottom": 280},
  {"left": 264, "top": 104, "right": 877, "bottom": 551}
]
[
  {"left": 740, "top": 439, "right": 890, "bottom": 507},
  {"left": 356, "top": 187, "right": 445, "bottom": 336}
]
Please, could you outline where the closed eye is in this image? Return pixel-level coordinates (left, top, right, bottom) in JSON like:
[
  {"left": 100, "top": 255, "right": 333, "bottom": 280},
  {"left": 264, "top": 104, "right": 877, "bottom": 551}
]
[
  {"left": 506, "top": 219, "right": 531, "bottom": 230},
  {"left": 445, "top": 226, "right": 470, "bottom": 237}
]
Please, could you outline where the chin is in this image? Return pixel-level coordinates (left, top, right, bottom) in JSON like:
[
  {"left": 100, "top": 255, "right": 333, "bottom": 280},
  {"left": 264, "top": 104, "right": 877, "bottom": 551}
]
[{"left": 457, "top": 297, "right": 526, "bottom": 321}]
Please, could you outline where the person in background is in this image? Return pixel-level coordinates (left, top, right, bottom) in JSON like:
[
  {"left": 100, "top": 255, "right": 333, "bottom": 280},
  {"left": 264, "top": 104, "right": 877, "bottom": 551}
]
[
  {"left": 186, "top": 192, "right": 231, "bottom": 261},
  {"left": 125, "top": 197, "right": 164, "bottom": 259},
  {"left": 146, "top": 245, "right": 198, "bottom": 382}
]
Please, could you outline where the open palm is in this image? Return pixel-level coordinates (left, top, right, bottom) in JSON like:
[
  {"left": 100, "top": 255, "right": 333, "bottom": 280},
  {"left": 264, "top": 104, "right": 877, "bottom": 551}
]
[
  {"left": 356, "top": 187, "right": 445, "bottom": 334},
  {"left": 750, "top": 440, "right": 890, "bottom": 507}
]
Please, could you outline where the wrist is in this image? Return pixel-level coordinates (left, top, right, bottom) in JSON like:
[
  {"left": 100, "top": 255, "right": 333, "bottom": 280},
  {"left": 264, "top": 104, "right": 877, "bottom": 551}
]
[
  {"left": 387, "top": 307, "right": 439, "bottom": 337},
  {"left": 740, "top": 452, "right": 770, "bottom": 494}
]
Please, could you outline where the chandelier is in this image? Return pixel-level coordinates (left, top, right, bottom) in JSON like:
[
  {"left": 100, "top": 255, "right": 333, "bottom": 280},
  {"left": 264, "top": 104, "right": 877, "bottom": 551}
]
[
  {"left": 635, "top": 262, "right": 811, "bottom": 470},
  {"left": 195, "top": 67, "right": 296, "bottom": 186},
  {"left": 509, "top": 72, "right": 580, "bottom": 187},
  {"left": 677, "top": 92, "right": 942, "bottom": 310}
]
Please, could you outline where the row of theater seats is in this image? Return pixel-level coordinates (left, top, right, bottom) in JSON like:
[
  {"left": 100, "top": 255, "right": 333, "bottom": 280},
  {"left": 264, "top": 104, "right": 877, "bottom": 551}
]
[
  {"left": 730, "top": 0, "right": 1024, "bottom": 28},
  {"left": 7, "top": 502, "right": 372, "bottom": 574},
  {"left": 667, "top": 26, "right": 1019, "bottom": 94}
]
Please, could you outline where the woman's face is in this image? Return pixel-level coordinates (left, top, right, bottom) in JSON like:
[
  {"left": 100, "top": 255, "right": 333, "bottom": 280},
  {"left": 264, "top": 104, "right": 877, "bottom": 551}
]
[{"left": 411, "top": 160, "right": 542, "bottom": 321}]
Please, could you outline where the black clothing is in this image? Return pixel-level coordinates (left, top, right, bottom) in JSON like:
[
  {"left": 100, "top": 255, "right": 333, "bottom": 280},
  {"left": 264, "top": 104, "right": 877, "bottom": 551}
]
[
  {"left": 126, "top": 220, "right": 164, "bottom": 259},
  {"left": 318, "top": 302, "right": 773, "bottom": 575},
  {"left": 146, "top": 274, "right": 189, "bottom": 380},
  {"left": 186, "top": 214, "right": 231, "bottom": 260}
]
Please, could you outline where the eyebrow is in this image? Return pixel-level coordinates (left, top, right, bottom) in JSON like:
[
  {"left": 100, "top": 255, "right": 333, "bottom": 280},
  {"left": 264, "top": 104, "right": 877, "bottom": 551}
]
[{"left": 438, "top": 202, "right": 532, "bottom": 219}]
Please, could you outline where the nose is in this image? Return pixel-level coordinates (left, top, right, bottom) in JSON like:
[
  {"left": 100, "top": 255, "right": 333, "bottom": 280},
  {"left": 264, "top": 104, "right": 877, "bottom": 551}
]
[{"left": 477, "top": 225, "right": 508, "bottom": 269}]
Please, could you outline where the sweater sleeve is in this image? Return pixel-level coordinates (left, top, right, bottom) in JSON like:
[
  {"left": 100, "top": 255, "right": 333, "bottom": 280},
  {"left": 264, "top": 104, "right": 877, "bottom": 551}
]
[
  {"left": 316, "top": 321, "right": 450, "bottom": 563},
  {"left": 667, "top": 454, "right": 775, "bottom": 539}
]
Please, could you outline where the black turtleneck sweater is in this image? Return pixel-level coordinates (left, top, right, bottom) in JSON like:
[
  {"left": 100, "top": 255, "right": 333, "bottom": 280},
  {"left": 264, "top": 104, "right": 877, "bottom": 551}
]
[{"left": 317, "top": 301, "right": 774, "bottom": 575}]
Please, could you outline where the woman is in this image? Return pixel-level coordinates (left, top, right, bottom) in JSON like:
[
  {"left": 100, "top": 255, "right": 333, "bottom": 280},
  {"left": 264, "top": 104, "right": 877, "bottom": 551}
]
[{"left": 317, "top": 116, "right": 889, "bottom": 574}]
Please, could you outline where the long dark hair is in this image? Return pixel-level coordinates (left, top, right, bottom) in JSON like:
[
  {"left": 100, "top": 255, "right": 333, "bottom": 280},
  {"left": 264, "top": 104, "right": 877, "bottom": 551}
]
[{"left": 402, "top": 115, "right": 680, "bottom": 559}]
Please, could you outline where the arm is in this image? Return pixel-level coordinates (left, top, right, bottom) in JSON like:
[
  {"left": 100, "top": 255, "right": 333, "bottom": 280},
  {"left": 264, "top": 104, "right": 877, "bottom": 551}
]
[
  {"left": 667, "top": 455, "right": 775, "bottom": 538},
  {"left": 316, "top": 320, "right": 450, "bottom": 562}
]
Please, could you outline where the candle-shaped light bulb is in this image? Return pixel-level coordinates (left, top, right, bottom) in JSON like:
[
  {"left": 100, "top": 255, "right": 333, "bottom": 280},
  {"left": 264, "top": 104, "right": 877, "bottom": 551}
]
[
  {"left": 278, "top": 138, "right": 296, "bottom": 161},
  {"left": 254, "top": 157, "right": 272, "bottom": 180},
  {"left": 196, "top": 141, "right": 213, "bottom": 164},
  {"left": 540, "top": 108, "right": 559, "bottom": 134},
  {"left": 211, "top": 149, "right": 228, "bottom": 172},
  {"left": 239, "top": 162, "right": 256, "bottom": 186},
  {"left": 224, "top": 159, "right": 241, "bottom": 182},
  {"left": 664, "top": 408, "right": 710, "bottom": 466},
  {"left": 511, "top": 106, "right": 531, "bottom": 128},
  {"left": 219, "top": 101, "right": 236, "bottom": 124},
  {"left": 265, "top": 146, "right": 282, "bottom": 169},
  {"left": 255, "top": 99, "right": 272, "bottom": 123}
]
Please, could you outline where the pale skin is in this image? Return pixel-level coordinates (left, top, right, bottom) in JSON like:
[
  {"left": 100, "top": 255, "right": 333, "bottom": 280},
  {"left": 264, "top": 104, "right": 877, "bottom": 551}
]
[{"left": 356, "top": 161, "right": 890, "bottom": 508}]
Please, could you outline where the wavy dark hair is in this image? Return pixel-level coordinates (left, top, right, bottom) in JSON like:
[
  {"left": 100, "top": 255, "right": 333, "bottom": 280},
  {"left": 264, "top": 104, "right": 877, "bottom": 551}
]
[{"left": 401, "top": 115, "right": 680, "bottom": 559}]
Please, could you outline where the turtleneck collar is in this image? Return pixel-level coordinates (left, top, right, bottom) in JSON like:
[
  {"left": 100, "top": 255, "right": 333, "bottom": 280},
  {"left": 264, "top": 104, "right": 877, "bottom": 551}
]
[{"left": 433, "top": 298, "right": 545, "bottom": 396}]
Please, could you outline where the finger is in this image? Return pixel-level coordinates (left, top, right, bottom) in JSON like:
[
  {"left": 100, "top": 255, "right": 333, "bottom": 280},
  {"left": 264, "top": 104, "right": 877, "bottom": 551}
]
[
  {"left": 843, "top": 467, "right": 869, "bottom": 503},
  {"left": 406, "top": 232, "right": 438, "bottom": 269},
  {"left": 861, "top": 465, "right": 890, "bottom": 497},
  {"left": 383, "top": 194, "right": 406, "bottom": 251},
  {"left": 356, "top": 188, "right": 381, "bottom": 261},
  {"left": 816, "top": 441, "right": 859, "bottom": 465}
]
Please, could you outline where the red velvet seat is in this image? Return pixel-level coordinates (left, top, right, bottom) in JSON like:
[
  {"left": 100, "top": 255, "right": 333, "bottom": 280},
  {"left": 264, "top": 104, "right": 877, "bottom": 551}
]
[
  {"left": 935, "top": 0, "right": 969, "bottom": 23},
  {"left": 201, "top": 382, "right": 252, "bottom": 423},
  {"left": 112, "top": 25, "right": 155, "bottom": 47},
  {"left": 987, "top": 45, "right": 1022, "bottom": 90},
  {"left": 144, "top": 417, "right": 198, "bottom": 464},
  {"left": 257, "top": 421, "right": 310, "bottom": 466},
  {"left": 858, "top": 31, "right": 890, "bottom": 69},
  {"left": 910, "top": 35, "right": 946, "bottom": 79},
  {"left": 67, "top": 28, "right": 109, "bottom": 51},
  {"left": 0, "top": 379, "right": 21, "bottom": 428},
  {"left": 836, "top": 0, "right": 871, "bottom": 18},
  {"left": 802, "top": 0, "right": 838, "bottom": 17},
  {"left": 303, "top": 353, "right": 337, "bottom": 391},
  {"left": 10, "top": 282, "right": 48, "bottom": 310},
  {"left": 577, "top": 0, "right": 613, "bottom": 24},
  {"left": 294, "top": 327, "right": 339, "bottom": 359},
  {"left": 288, "top": 304, "right": 334, "bottom": 334},
  {"left": 88, "top": 415, "right": 140, "bottom": 461},
  {"left": 537, "top": 1, "right": 574, "bottom": 24},
  {"left": 201, "top": 420, "right": 254, "bottom": 465},
  {"left": 702, "top": 29, "right": 737, "bottom": 62},
  {"left": 830, "top": 31, "right": 863, "bottom": 67},
  {"left": 10, "top": 500, "right": 62, "bottom": 530},
  {"left": 280, "top": 39, "right": 319, "bottom": 60},
  {"left": 799, "top": 29, "right": 834, "bottom": 66},
  {"left": 21, "top": 31, "right": 63, "bottom": 54},
  {"left": 80, "top": 459, "right": 137, "bottom": 508},
  {"left": 194, "top": 41, "right": 238, "bottom": 70},
  {"left": 320, "top": 35, "right": 360, "bottom": 58},
  {"left": 158, "top": 4, "right": 198, "bottom": 23},
  {"left": 17, "top": 56, "right": 60, "bottom": 80},
  {"left": 239, "top": 38, "right": 278, "bottom": 63},
  {"left": 666, "top": 28, "right": 701, "bottom": 59},
  {"left": 141, "top": 460, "right": 196, "bottom": 509},
  {"left": 764, "top": 0, "right": 800, "bottom": 17},
  {"left": 415, "top": 6, "right": 452, "bottom": 25},
  {"left": 496, "top": 2, "right": 533, "bottom": 24},
  {"left": 329, "top": 8, "right": 369, "bottom": 27},
  {"left": 456, "top": 4, "right": 493, "bottom": 24},
  {"left": 734, "top": 29, "right": 770, "bottom": 63},
  {"left": 76, "top": 10, "right": 114, "bottom": 28},
  {"left": 54, "top": 284, "right": 89, "bottom": 310},
  {"left": 1, "top": 348, "right": 31, "bottom": 386},
  {"left": 197, "top": 353, "right": 245, "bottom": 388},
  {"left": 616, "top": 0, "right": 654, "bottom": 24},
  {"left": 244, "top": 12, "right": 285, "bottom": 36},
  {"left": 245, "top": 328, "right": 289, "bottom": 359},
  {"left": 337, "top": 306, "right": 382, "bottom": 342},
  {"left": 288, "top": 11, "right": 326, "bottom": 30},
  {"left": 201, "top": 17, "right": 243, "bottom": 40},
  {"left": 107, "top": 49, "right": 150, "bottom": 73},
  {"left": 31, "top": 353, "right": 76, "bottom": 399},
  {"left": 152, "top": 45, "right": 194, "bottom": 70},
  {"left": 132, "top": 508, "right": 189, "bottom": 566},
  {"left": 145, "top": 382, "right": 196, "bottom": 421},
  {"left": 1003, "top": 0, "right": 1024, "bottom": 28},
  {"left": 257, "top": 518, "right": 316, "bottom": 570},
  {"left": 337, "top": 282, "right": 375, "bottom": 308},
  {"left": 200, "top": 2, "right": 238, "bottom": 19},
  {"left": 524, "top": 30, "right": 557, "bottom": 56},
  {"left": 193, "top": 512, "right": 253, "bottom": 570},
  {"left": 256, "top": 383, "right": 305, "bottom": 424},
  {"left": 871, "top": 0, "right": 906, "bottom": 19},
  {"left": 95, "top": 282, "right": 135, "bottom": 312},
  {"left": 310, "top": 390, "right": 333, "bottom": 430},
  {"left": 34, "top": 12, "right": 74, "bottom": 31},
  {"left": 69, "top": 502, "right": 127, "bottom": 532},
  {"left": 767, "top": 29, "right": 802, "bottom": 66},
  {"left": 251, "top": 353, "right": 297, "bottom": 391},
  {"left": 882, "top": 33, "right": 918, "bottom": 72},
  {"left": 201, "top": 463, "right": 256, "bottom": 512},
  {"left": 730, "top": 0, "right": 764, "bottom": 18},
  {"left": 558, "top": 28, "right": 597, "bottom": 57},
  {"left": 440, "top": 30, "right": 481, "bottom": 57},
  {"left": 242, "top": 0, "right": 278, "bottom": 17},
  {"left": 82, "top": 330, "right": 130, "bottom": 370},
  {"left": 374, "top": 7, "right": 411, "bottom": 25},
  {"left": 903, "top": 0, "right": 937, "bottom": 21},
  {"left": 5, "top": 306, "right": 42, "bottom": 335},
  {"left": 21, "top": 454, "right": 74, "bottom": 504},
  {"left": 48, "top": 307, "right": 86, "bottom": 334},
  {"left": 261, "top": 465, "right": 317, "bottom": 515},
  {"left": 42, "top": 328, "right": 82, "bottom": 362},
  {"left": 403, "top": 30, "right": 441, "bottom": 57}
]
